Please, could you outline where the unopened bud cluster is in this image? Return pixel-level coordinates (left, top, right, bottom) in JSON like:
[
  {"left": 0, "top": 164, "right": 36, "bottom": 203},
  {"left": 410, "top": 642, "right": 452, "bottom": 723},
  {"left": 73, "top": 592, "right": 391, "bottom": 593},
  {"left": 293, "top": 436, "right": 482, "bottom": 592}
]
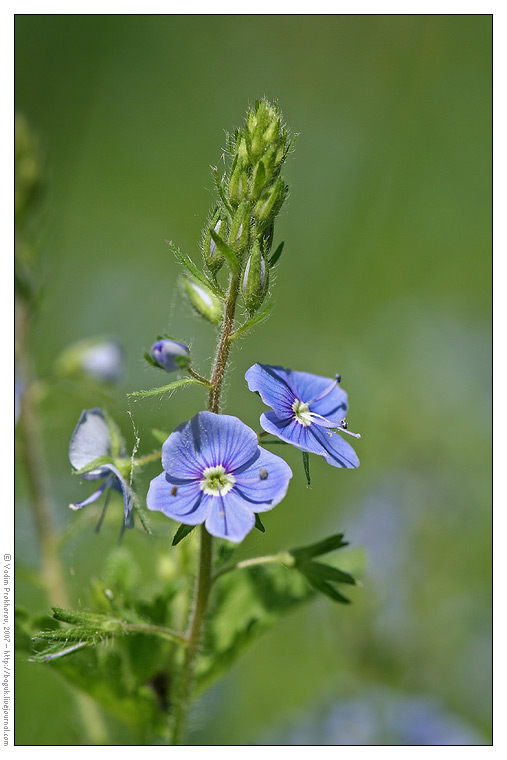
[{"left": 200, "top": 99, "right": 294, "bottom": 315}]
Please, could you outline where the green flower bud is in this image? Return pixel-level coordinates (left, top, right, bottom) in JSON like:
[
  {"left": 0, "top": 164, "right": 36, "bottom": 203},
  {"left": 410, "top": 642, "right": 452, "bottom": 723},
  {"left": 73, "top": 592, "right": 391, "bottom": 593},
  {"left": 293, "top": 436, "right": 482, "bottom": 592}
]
[
  {"left": 241, "top": 241, "right": 269, "bottom": 313},
  {"left": 228, "top": 201, "right": 250, "bottom": 253},
  {"left": 254, "top": 175, "right": 287, "bottom": 227},
  {"left": 228, "top": 164, "right": 249, "bottom": 206},
  {"left": 202, "top": 212, "right": 226, "bottom": 274},
  {"left": 182, "top": 278, "right": 223, "bottom": 324}
]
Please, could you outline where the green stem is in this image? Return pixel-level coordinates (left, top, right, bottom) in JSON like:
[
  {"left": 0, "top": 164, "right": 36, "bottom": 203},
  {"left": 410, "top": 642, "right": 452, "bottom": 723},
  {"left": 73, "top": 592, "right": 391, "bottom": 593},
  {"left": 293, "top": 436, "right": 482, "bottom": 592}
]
[
  {"left": 16, "top": 300, "right": 68, "bottom": 608},
  {"left": 123, "top": 623, "right": 187, "bottom": 645},
  {"left": 213, "top": 552, "right": 294, "bottom": 582},
  {"left": 16, "top": 298, "right": 108, "bottom": 744},
  {"left": 171, "top": 526, "right": 213, "bottom": 745},
  {"left": 133, "top": 450, "right": 162, "bottom": 468},
  {"left": 170, "top": 269, "right": 242, "bottom": 745},
  {"left": 186, "top": 366, "right": 212, "bottom": 387}
]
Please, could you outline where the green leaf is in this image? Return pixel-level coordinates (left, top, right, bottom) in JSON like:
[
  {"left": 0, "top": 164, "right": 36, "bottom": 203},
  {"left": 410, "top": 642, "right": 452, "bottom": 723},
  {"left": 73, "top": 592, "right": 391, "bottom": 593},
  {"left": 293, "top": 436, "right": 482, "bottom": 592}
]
[
  {"left": 228, "top": 301, "right": 275, "bottom": 342},
  {"left": 168, "top": 240, "right": 224, "bottom": 298},
  {"left": 211, "top": 165, "right": 233, "bottom": 218},
  {"left": 254, "top": 513, "right": 265, "bottom": 533},
  {"left": 143, "top": 351, "right": 160, "bottom": 368},
  {"left": 209, "top": 228, "right": 239, "bottom": 274},
  {"left": 128, "top": 377, "right": 207, "bottom": 399},
  {"left": 151, "top": 428, "right": 168, "bottom": 445},
  {"left": 300, "top": 565, "right": 352, "bottom": 604},
  {"left": 269, "top": 240, "right": 284, "bottom": 267},
  {"left": 195, "top": 563, "right": 313, "bottom": 692},
  {"left": 303, "top": 560, "right": 356, "bottom": 586},
  {"left": 290, "top": 533, "right": 348, "bottom": 560},
  {"left": 302, "top": 451, "right": 311, "bottom": 486},
  {"left": 72, "top": 455, "right": 112, "bottom": 476},
  {"left": 172, "top": 523, "right": 196, "bottom": 546}
]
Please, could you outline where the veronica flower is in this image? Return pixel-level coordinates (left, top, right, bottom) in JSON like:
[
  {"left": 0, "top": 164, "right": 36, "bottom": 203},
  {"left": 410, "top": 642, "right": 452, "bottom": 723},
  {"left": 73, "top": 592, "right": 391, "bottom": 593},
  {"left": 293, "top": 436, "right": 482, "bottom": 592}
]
[
  {"left": 150, "top": 339, "right": 191, "bottom": 373},
  {"left": 68, "top": 408, "right": 134, "bottom": 533},
  {"left": 146, "top": 411, "right": 293, "bottom": 543},
  {"left": 80, "top": 340, "right": 124, "bottom": 383},
  {"left": 245, "top": 363, "right": 360, "bottom": 468}
]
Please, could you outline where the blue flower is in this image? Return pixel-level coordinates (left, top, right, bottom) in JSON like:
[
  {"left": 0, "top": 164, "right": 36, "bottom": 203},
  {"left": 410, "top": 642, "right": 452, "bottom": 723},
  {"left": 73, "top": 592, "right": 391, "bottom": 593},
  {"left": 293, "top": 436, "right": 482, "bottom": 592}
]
[
  {"left": 146, "top": 411, "right": 293, "bottom": 542},
  {"left": 68, "top": 408, "right": 134, "bottom": 533},
  {"left": 80, "top": 339, "right": 124, "bottom": 383},
  {"left": 151, "top": 339, "right": 191, "bottom": 373},
  {"left": 245, "top": 364, "right": 360, "bottom": 468}
]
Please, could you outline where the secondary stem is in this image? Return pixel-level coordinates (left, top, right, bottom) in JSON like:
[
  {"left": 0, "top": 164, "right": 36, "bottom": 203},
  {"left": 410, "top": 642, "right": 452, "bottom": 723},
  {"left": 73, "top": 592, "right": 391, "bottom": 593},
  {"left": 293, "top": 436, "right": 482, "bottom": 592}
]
[
  {"left": 170, "top": 270, "right": 241, "bottom": 745},
  {"left": 16, "top": 301, "right": 68, "bottom": 608},
  {"left": 212, "top": 552, "right": 294, "bottom": 582}
]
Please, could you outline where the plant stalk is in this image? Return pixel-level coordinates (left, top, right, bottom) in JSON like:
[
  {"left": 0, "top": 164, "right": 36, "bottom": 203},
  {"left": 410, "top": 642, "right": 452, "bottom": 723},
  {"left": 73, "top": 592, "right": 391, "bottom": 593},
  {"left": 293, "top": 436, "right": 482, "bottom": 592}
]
[{"left": 170, "top": 270, "right": 241, "bottom": 745}]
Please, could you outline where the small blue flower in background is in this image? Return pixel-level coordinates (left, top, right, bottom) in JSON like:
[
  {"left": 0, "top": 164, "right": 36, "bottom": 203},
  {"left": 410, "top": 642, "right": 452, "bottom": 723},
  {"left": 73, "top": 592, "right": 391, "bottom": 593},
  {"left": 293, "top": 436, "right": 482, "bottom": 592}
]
[
  {"left": 80, "top": 340, "right": 124, "bottom": 383},
  {"left": 151, "top": 339, "right": 191, "bottom": 373},
  {"left": 245, "top": 363, "right": 360, "bottom": 468},
  {"left": 147, "top": 411, "right": 293, "bottom": 542},
  {"left": 69, "top": 408, "right": 134, "bottom": 533}
]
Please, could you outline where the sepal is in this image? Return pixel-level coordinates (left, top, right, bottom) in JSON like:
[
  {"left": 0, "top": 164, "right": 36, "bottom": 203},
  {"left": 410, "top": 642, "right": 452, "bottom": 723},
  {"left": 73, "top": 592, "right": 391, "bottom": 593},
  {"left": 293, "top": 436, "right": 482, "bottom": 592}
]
[
  {"left": 182, "top": 277, "right": 224, "bottom": 324},
  {"left": 241, "top": 240, "right": 269, "bottom": 314}
]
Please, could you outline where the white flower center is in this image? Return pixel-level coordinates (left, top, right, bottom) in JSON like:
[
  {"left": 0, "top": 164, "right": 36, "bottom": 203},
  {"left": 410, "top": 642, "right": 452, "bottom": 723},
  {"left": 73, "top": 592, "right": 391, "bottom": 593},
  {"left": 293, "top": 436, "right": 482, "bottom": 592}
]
[
  {"left": 200, "top": 465, "right": 235, "bottom": 496},
  {"left": 292, "top": 399, "right": 313, "bottom": 426}
]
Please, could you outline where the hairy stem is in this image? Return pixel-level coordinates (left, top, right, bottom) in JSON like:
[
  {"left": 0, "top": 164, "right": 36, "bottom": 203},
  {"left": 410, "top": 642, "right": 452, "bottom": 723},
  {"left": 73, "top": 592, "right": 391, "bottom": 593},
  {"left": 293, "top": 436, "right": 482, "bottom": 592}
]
[
  {"left": 170, "top": 270, "right": 241, "bottom": 745},
  {"left": 123, "top": 623, "right": 187, "bottom": 645},
  {"left": 212, "top": 552, "right": 294, "bottom": 582}
]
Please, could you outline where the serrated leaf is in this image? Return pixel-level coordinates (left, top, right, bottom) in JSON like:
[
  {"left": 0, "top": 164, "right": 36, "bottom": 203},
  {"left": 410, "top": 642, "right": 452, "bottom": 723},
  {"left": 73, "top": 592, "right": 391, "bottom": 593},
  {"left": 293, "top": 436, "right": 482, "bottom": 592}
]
[
  {"left": 269, "top": 240, "right": 284, "bottom": 267},
  {"left": 168, "top": 241, "right": 224, "bottom": 298},
  {"left": 128, "top": 377, "right": 206, "bottom": 399},
  {"left": 303, "top": 560, "right": 356, "bottom": 586},
  {"left": 172, "top": 523, "right": 196, "bottom": 546},
  {"left": 254, "top": 513, "right": 265, "bottom": 533},
  {"left": 229, "top": 301, "right": 275, "bottom": 342},
  {"left": 302, "top": 451, "right": 311, "bottom": 486},
  {"left": 290, "top": 533, "right": 348, "bottom": 560},
  {"left": 299, "top": 564, "right": 351, "bottom": 604}
]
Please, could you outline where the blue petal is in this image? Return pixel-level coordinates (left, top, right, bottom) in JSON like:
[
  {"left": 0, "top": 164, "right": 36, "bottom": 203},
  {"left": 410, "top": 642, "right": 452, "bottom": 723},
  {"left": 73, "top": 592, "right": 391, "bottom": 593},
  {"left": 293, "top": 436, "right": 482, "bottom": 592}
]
[
  {"left": 245, "top": 364, "right": 296, "bottom": 419},
  {"left": 102, "top": 464, "right": 135, "bottom": 529},
  {"left": 307, "top": 426, "right": 360, "bottom": 469},
  {"left": 260, "top": 411, "right": 359, "bottom": 468},
  {"left": 146, "top": 472, "right": 211, "bottom": 525},
  {"left": 233, "top": 447, "right": 293, "bottom": 512},
  {"left": 161, "top": 412, "right": 259, "bottom": 477},
  {"left": 205, "top": 491, "right": 256, "bottom": 542},
  {"left": 69, "top": 478, "right": 109, "bottom": 510},
  {"left": 69, "top": 408, "right": 112, "bottom": 470},
  {"left": 259, "top": 411, "right": 317, "bottom": 452}
]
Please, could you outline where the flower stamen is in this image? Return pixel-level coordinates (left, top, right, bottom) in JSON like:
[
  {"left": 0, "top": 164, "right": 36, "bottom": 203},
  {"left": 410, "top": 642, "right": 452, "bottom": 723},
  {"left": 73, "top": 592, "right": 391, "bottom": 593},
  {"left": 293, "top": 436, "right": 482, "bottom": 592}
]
[{"left": 200, "top": 465, "right": 236, "bottom": 496}]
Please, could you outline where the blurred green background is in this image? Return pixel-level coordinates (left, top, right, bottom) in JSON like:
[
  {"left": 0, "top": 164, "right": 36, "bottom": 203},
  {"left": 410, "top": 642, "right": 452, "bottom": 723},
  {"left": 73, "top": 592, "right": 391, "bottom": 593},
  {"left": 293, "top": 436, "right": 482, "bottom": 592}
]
[{"left": 15, "top": 14, "right": 491, "bottom": 745}]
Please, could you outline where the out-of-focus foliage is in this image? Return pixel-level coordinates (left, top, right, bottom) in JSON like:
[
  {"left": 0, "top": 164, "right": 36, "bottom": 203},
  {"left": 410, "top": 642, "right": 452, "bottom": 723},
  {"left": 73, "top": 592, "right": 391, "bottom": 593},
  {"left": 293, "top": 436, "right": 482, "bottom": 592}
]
[{"left": 15, "top": 15, "right": 491, "bottom": 745}]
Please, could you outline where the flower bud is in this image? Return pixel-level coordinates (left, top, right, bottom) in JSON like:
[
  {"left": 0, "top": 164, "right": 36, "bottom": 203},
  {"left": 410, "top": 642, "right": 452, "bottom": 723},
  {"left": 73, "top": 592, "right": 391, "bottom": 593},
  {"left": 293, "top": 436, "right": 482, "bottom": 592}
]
[
  {"left": 182, "top": 278, "right": 223, "bottom": 324},
  {"left": 151, "top": 339, "right": 190, "bottom": 373},
  {"left": 55, "top": 338, "right": 124, "bottom": 383},
  {"left": 254, "top": 175, "right": 287, "bottom": 227},
  {"left": 228, "top": 200, "right": 250, "bottom": 253},
  {"left": 202, "top": 212, "right": 226, "bottom": 274},
  {"left": 241, "top": 241, "right": 269, "bottom": 313},
  {"left": 228, "top": 164, "right": 249, "bottom": 206}
]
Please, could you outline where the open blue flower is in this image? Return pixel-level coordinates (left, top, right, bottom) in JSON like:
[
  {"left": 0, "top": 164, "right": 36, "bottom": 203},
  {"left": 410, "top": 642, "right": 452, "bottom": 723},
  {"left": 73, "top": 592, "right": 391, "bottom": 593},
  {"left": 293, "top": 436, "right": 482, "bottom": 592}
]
[
  {"left": 245, "top": 364, "right": 360, "bottom": 468},
  {"left": 69, "top": 408, "right": 134, "bottom": 533},
  {"left": 146, "top": 411, "right": 293, "bottom": 543}
]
